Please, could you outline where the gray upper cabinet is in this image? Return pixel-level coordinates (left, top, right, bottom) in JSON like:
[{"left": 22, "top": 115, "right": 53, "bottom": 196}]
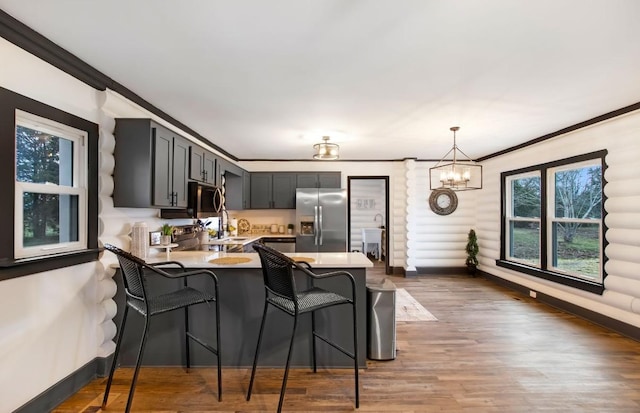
[
  {"left": 250, "top": 173, "right": 272, "bottom": 209},
  {"left": 189, "top": 146, "right": 218, "bottom": 185},
  {"left": 114, "top": 119, "right": 189, "bottom": 208},
  {"left": 296, "top": 172, "right": 341, "bottom": 188},
  {"left": 242, "top": 171, "right": 251, "bottom": 209},
  {"left": 272, "top": 173, "right": 297, "bottom": 208},
  {"left": 250, "top": 172, "right": 296, "bottom": 209},
  {"left": 171, "top": 136, "right": 190, "bottom": 207},
  {"left": 224, "top": 168, "right": 250, "bottom": 210}
]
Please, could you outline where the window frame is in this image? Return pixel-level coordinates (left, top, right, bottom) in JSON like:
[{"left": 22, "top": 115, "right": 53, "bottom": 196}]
[
  {"left": 497, "top": 150, "right": 607, "bottom": 295},
  {"left": 0, "top": 87, "right": 99, "bottom": 281},
  {"left": 14, "top": 110, "right": 88, "bottom": 258}
]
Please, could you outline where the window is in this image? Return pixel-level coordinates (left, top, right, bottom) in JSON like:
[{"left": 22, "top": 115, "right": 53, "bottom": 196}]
[
  {"left": 14, "top": 110, "right": 87, "bottom": 258},
  {"left": 499, "top": 151, "right": 606, "bottom": 294},
  {"left": 0, "top": 87, "right": 98, "bottom": 280},
  {"left": 506, "top": 172, "right": 541, "bottom": 267}
]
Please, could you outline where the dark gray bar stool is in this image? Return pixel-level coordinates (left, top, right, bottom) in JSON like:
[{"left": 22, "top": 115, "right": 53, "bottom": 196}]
[
  {"left": 102, "top": 244, "right": 221, "bottom": 413},
  {"left": 247, "top": 243, "right": 359, "bottom": 412}
]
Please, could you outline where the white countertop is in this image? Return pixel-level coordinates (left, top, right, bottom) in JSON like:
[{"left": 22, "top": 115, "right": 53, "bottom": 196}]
[{"left": 146, "top": 250, "right": 373, "bottom": 269}]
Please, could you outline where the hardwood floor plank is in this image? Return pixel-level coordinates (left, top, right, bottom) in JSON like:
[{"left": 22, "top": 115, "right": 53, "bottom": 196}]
[{"left": 53, "top": 261, "right": 640, "bottom": 412}]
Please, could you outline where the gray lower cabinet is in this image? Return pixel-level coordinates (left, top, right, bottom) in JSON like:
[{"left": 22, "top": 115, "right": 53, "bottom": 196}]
[
  {"left": 250, "top": 172, "right": 296, "bottom": 209},
  {"left": 114, "top": 119, "right": 190, "bottom": 208},
  {"left": 296, "top": 172, "right": 341, "bottom": 188}
]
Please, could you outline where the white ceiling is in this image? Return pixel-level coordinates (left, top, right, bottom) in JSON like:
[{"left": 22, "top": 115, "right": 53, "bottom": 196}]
[{"left": 2, "top": 1, "right": 640, "bottom": 161}]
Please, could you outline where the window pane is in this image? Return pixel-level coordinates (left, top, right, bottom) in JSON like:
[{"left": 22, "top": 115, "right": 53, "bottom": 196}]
[
  {"left": 509, "top": 220, "right": 540, "bottom": 265},
  {"left": 512, "top": 176, "right": 540, "bottom": 217},
  {"left": 16, "top": 125, "right": 74, "bottom": 186},
  {"left": 23, "top": 192, "right": 79, "bottom": 247},
  {"left": 554, "top": 164, "right": 602, "bottom": 219},
  {"left": 551, "top": 222, "right": 600, "bottom": 279}
]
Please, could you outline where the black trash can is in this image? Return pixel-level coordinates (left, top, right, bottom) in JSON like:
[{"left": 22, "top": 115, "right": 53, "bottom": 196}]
[{"left": 366, "top": 278, "right": 396, "bottom": 360}]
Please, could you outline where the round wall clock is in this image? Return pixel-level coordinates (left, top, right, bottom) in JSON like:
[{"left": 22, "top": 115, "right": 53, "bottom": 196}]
[{"left": 429, "top": 188, "right": 458, "bottom": 215}]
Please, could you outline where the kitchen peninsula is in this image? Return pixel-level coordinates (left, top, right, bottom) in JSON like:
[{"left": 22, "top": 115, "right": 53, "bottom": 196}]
[{"left": 111, "top": 250, "right": 372, "bottom": 369}]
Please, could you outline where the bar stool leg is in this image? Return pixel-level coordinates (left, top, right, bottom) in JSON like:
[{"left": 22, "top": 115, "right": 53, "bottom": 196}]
[
  {"left": 278, "top": 314, "right": 299, "bottom": 413},
  {"left": 352, "top": 301, "right": 360, "bottom": 408},
  {"left": 125, "top": 315, "right": 151, "bottom": 413},
  {"left": 184, "top": 306, "right": 191, "bottom": 370},
  {"left": 311, "top": 311, "right": 317, "bottom": 373},
  {"left": 215, "top": 292, "right": 222, "bottom": 401},
  {"left": 247, "top": 301, "right": 269, "bottom": 401},
  {"left": 102, "top": 305, "right": 129, "bottom": 409}
]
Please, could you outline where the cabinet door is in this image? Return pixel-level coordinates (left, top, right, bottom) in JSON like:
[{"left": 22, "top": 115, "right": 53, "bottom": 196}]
[
  {"left": 243, "top": 171, "right": 251, "bottom": 209},
  {"left": 296, "top": 173, "right": 318, "bottom": 188},
  {"left": 318, "top": 172, "right": 341, "bottom": 188},
  {"left": 272, "top": 173, "right": 296, "bottom": 209},
  {"left": 189, "top": 146, "right": 205, "bottom": 182},
  {"left": 250, "top": 173, "right": 273, "bottom": 209},
  {"left": 223, "top": 171, "right": 242, "bottom": 210},
  {"left": 203, "top": 152, "right": 217, "bottom": 185},
  {"left": 172, "top": 136, "right": 190, "bottom": 208},
  {"left": 152, "top": 127, "right": 174, "bottom": 207}
]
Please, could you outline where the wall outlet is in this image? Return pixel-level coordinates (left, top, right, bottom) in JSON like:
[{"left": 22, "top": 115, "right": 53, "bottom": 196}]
[{"left": 529, "top": 290, "right": 537, "bottom": 298}]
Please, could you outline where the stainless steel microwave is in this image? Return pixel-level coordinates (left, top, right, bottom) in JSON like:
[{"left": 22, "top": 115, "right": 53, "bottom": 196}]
[
  {"left": 160, "top": 181, "right": 223, "bottom": 219},
  {"left": 189, "top": 181, "right": 223, "bottom": 218}
]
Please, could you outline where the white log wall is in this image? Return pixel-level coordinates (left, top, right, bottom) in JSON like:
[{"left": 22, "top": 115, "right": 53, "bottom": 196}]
[
  {"left": 480, "top": 111, "right": 640, "bottom": 328},
  {"left": 0, "top": 38, "right": 105, "bottom": 413}
]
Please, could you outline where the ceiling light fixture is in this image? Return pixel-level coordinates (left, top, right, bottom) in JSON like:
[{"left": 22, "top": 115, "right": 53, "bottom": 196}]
[
  {"left": 429, "top": 126, "right": 482, "bottom": 191},
  {"left": 313, "top": 136, "right": 339, "bottom": 160}
]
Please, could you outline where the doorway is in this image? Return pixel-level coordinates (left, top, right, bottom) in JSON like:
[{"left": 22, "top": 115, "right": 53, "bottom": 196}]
[{"left": 347, "top": 176, "right": 390, "bottom": 275}]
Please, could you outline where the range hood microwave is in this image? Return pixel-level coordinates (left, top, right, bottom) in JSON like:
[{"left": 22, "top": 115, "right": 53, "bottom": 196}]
[{"left": 161, "top": 181, "right": 223, "bottom": 219}]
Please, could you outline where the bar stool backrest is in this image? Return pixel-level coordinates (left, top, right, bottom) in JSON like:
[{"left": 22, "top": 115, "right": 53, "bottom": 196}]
[
  {"left": 253, "top": 243, "right": 298, "bottom": 301},
  {"left": 104, "top": 243, "right": 147, "bottom": 303}
]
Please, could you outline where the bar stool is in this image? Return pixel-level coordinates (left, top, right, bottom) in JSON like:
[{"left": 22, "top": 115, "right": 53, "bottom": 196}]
[
  {"left": 246, "top": 243, "right": 359, "bottom": 412},
  {"left": 362, "top": 228, "right": 382, "bottom": 261},
  {"left": 102, "top": 244, "right": 222, "bottom": 413}
]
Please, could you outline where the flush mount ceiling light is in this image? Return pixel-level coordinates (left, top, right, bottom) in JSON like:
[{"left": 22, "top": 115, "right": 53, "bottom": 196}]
[
  {"left": 313, "top": 136, "right": 339, "bottom": 160},
  {"left": 429, "top": 126, "right": 482, "bottom": 191}
]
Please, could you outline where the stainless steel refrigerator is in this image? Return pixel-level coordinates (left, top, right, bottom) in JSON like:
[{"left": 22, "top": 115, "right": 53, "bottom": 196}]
[{"left": 296, "top": 188, "right": 347, "bottom": 252}]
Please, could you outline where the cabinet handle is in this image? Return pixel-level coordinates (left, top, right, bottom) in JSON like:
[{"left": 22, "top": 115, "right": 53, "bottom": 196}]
[
  {"left": 172, "top": 192, "right": 178, "bottom": 206},
  {"left": 203, "top": 170, "right": 207, "bottom": 181}
]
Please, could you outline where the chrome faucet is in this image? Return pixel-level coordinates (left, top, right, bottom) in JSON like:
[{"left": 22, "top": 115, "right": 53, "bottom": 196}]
[
  {"left": 218, "top": 208, "right": 230, "bottom": 239},
  {"left": 374, "top": 213, "right": 384, "bottom": 228}
]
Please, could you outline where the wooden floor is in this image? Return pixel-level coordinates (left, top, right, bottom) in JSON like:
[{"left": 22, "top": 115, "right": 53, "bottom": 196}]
[{"left": 54, "top": 260, "right": 640, "bottom": 412}]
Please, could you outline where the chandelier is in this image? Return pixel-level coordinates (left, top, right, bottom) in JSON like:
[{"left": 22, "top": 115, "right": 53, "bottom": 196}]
[
  {"left": 429, "top": 126, "right": 482, "bottom": 190},
  {"left": 313, "top": 136, "right": 339, "bottom": 160}
]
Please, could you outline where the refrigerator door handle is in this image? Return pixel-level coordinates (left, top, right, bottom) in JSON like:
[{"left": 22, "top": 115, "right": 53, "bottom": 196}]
[
  {"left": 314, "top": 205, "right": 319, "bottom": 246},
  {"left": 318, "top": 205, "right": 323, "bottom": 245}
]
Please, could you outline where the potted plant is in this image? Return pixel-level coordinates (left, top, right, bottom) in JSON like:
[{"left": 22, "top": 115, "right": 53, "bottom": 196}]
[
  {"left": 465, "top": 229, "right": 479, "bottom": 276},
  {"left": 160, "top": 223, "right": 174, "bottom": 245},
  {"left": 287, "top": 223, "right": 294, "bottom": 234}
]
